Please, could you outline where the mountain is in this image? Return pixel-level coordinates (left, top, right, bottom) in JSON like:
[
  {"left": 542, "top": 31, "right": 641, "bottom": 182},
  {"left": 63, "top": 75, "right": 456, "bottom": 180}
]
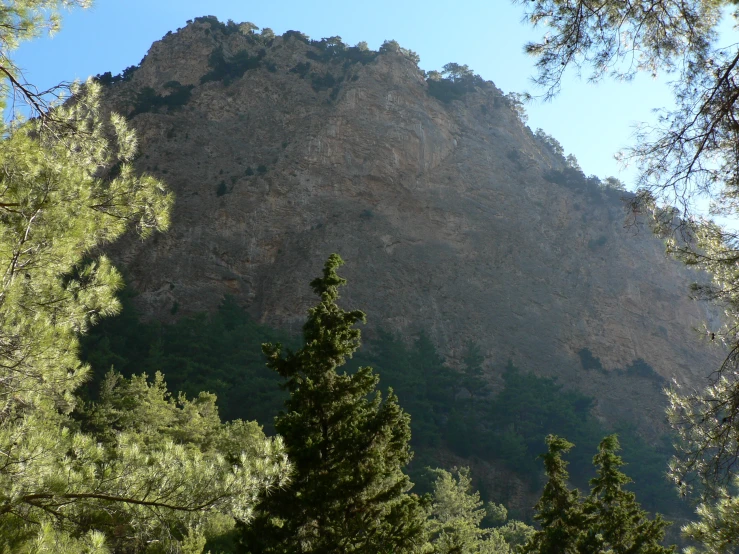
[{"left": 100, "top": 16, "right": 722, "bottom": 440}]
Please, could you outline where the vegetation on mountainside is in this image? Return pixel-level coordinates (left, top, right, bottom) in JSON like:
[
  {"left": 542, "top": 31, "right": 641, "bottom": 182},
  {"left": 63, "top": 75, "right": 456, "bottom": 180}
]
[
  {"left": 81, "top": 287, "right": 684, "bottom": 519},
  {"left": 428, "top": 467, "right": 534, "bottom": 553},
  {"left": 80, "top": 293, "right": 291, "bottom": 428},
  {"left": 95, "top": 16, "right": 501, "bottom": 113},
  {"left": 130, "top": 81, "right": 195, "bottom": 117},
  {"left": 200, "top": 47, "right": 266, "bottom": 85},
  {"left": 425, "top": 62, "right": 486, "bottom": 104}
]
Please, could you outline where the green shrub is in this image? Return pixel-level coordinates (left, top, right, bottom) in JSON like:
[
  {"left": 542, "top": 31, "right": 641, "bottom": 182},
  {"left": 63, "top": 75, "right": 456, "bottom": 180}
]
[
  {"left": 129, "top": 81, "right": 194, "bottom": 117},
  {"left": 622, "top": 358, "right": 666, "bottom": 385},
  {"left": 194, "top": 15, "right": 223, "bottom": 31},
  {"left": 425, "top": 63, "right": 484, "bottom": 103},
  {"left": 307, "top": 36, "right": 346, "bottom": 62},
  {"left": 507, "top": 149, "right": 523, "bottom": 169},
  {"left": 310, "top": 72, "right": 338, "bottom": 92},
  {"left": 289, "top": 61, "right": 312, "bottom": 78},
  {"left": 200, "top": 47, "right": 265, "bottom": 85},
  {"left": 426, "top": 74, "right": 483, "bottom": 103},
  {"left": 578, "top": 348, "right": 604, "bottom": 372},
  {"left": 341, "top": 46, "right": 377, "bottom": 65},
  {"left": 161, "top": 80, "right": 194, "bottom": 108},
  {"left": 282, "top": 30, "right": 310, "bottom": 43},
  {"left": 303, "top": 36, "right": 376, "bottom": 66},
  {"left": 93, "top": 71, "right": 117, "bottom": 86}
]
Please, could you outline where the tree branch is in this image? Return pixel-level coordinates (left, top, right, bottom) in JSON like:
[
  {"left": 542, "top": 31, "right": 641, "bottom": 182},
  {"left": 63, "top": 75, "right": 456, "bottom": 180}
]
[{"left": 0, "top": 491, "right": 228, "bottom": 516}]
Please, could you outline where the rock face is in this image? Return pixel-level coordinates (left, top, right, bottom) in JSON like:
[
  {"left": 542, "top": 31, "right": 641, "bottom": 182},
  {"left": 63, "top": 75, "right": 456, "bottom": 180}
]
[{"left": 104, "top": 17, "right": 723, "bottom": 434}]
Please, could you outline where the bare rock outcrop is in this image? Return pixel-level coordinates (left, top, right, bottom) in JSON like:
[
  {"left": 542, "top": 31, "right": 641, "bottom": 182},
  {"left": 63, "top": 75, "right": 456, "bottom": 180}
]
[{"left": 103, "top": 17, "right": 724, "bottom": 436}]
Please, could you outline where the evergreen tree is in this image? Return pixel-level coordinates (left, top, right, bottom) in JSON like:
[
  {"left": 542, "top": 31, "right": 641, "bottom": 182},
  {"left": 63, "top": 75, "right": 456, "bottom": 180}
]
[
  {"left": 242, "top": 254, "right": 429, "bottom": 553},
  {"left": 0, "top": 4, "right": 290, "bottom": 550},
  {"left": 682, "top": 485, "right": 739, "bottom": 554},
  {"left": 578, "top": 435, "right": 674, "bottom": 554},
  {"left": 428, "top": 467, "right": 530, "bottom": 554},
  {"left": 461, "top": 341, "right": 488, "bottom": 396},
  {"left": 72, "top": 372, "right": 290, "bottom": 552},
  {"left": 521, "top": 435, "right": 583, "bottom": 554},
  {"left": 517, "top": 5, "right": 739, "bottom": 547},
  {"left": 524, "top": 435, "right": 676, "bottom": 554}
]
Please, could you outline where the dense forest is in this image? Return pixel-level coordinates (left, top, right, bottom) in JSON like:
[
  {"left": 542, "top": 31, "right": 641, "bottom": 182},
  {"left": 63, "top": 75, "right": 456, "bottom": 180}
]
[
  {"left": 80, "top": 285, "right": 683, "bottom": 522},
  {"left": 73, "top": 256, "right": 680, "bottom": 552}
]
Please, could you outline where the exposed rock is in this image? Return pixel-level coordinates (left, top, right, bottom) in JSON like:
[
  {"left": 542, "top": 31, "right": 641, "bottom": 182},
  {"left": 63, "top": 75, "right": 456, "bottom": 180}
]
[{"left": 103, "top": 17, "right": 725, "bottom": 438}]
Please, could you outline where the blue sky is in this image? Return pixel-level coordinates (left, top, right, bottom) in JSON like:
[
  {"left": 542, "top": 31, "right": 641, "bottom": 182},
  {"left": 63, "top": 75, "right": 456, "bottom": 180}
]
[{"left": 14, "top": 0, "right": 680, "bottom": 188}]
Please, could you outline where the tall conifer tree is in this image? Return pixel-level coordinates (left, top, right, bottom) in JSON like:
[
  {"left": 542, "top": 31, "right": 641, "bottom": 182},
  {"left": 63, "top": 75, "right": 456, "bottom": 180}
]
[
  {"left": 242, "top": 254, "right": 429, "bottom": 553},
  {"left": 578, "top": 435, "right": 673, "bottom": 554},
  {"left": 523, "top": 435, "right": 675, "bottom": 554},
  {"left": 521, "top": 435, "right": 582, "bottom": 554}
]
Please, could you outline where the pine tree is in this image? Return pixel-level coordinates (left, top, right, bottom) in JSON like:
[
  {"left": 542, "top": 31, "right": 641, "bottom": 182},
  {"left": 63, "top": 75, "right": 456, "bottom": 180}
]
[
  {"left": 580, "top": 435, "right": 674, "bottom": 553},
  {"left": 428, "top": 467, "right": 493, "bottom": 553},
  {"left": 0, "top": 4, "right": 291, "bottom": 550},
  {"left": 72, "top": 372, "right": 290, "bottom": 552},
  {"left": 578, "top": 435, "right": 674, "bottom": 554},
  {"left": 461, "top": 341, "right": 488, "bottom": 396},
  {"left": 523, "top": 435, "right": 676, "bottom": 554},
  {"left": 682, "top": 485, "right": 739, "bottom": 554},
  {"left": 242, "top": 254, "right": 430, "bottom": 553},
  {"left": 521, "top": 435, "right": 583, "bottom": 554},
  {"left": 428, "top": 467, "right": 529, "bottom": 554}
]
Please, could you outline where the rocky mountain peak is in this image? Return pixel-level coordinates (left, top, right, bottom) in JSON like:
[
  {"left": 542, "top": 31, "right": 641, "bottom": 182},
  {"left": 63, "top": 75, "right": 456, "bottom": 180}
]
[{"left": 100, "top": 17, "right": 723, "bottom": 436}]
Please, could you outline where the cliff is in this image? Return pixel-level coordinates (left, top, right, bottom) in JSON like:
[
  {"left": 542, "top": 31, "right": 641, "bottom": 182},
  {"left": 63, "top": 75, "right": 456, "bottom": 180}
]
[{"left": 101, "top": 16, "right": 723, "bottom": 437}]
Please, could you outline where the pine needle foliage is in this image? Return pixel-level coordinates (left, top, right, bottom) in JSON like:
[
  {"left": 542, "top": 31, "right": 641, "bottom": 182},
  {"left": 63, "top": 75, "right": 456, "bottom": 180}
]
[
  {"left": 0, "top": 0, "right": 92, "bottom": 117},
  {"left": 682, "top": 486, "right": 739, "bottom": 554},
  {"left": 428, "top": 467, "right": 530, "bottom": 554},
  {"left": 579, "top": 435, "right": 674, "bottom": 554},
  {"left": 523, "top": 435, "right": 674, "bottom": 554},
  {"left": 242, "top": 254, "right": 430, "bottom": 554},
  {"left": 522, "top": 435, "right": 583, "bottom": 554},
  {"left": 0, "top": 83, "right": 291, "bottom": 550},
  {"left": 0, "top": 4, "right": 291, "bottom": 551}
]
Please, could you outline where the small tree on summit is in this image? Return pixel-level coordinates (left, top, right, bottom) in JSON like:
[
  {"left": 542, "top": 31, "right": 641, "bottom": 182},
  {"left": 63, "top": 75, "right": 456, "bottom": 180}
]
[
  {"left": 241, "top": 254, "right": 429, "bottom": 554},
  {"left": 441, "top": 63, "right": 474, "bottom": 82}
]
